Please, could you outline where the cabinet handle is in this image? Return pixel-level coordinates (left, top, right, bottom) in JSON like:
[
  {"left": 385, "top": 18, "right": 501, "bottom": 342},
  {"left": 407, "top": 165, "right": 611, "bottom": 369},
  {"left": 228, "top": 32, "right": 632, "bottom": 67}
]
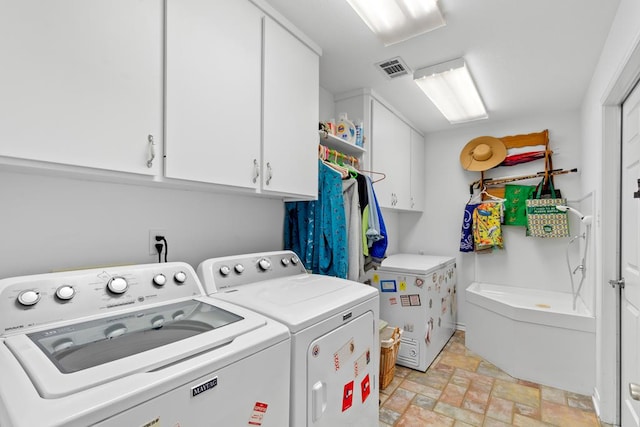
[
  {"left": 252, "top": 159, "right": 260, "bottom": 183},
  {"left": 146, "top": 134, "right": 155, "bottom": 168},
  {"left": 266, "top": 162, "right": 273, "bottom": 185},
  {"left": 631, "top": 383, "right": 640, "bottom": 401}
]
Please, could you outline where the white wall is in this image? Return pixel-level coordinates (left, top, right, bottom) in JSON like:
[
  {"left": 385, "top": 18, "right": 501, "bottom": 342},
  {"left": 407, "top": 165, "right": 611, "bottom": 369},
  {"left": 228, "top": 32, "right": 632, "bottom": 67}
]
[
  {"left": 579, "top": 0, "right": 640, "bottom": 422},
  {"left": 0, "top": 170, "right": 284, "bottom": 278},
  {"left": 319, "top": 86, "right": 335, "bottom": 123},
  {"left": 398, "top": 111, "right": 583, "bottom": 327}
]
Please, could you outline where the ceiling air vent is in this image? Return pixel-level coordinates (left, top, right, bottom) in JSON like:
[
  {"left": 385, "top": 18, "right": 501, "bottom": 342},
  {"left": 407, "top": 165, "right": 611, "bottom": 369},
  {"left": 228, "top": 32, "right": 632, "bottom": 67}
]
[{"left": 375, "top": 57, "right": 411, "bottom": 79}]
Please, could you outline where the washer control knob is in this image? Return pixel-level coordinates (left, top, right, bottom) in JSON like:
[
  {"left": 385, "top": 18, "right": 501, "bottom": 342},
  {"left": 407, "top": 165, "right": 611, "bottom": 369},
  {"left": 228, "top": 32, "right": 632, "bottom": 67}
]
[
  {"left": 17, "top": 290, "right": 40, "bottom": 306},
  {"left": 291, "top": 255, "right": 300, "bottom": 265},
  {"left": 173, "top": 310, "right": 185, "bottom": 321},
  {"left": 151, "top": 316, "right": 165, "bottom": 329},
  {"left": 107, "top": 276, "right": 128, "bottom": 294},
  {"left": 153, "top": 274, "right": 167, "bottom": 286},
  {"left": 105, "top": 324, "right": 127, "bottom": 339},
  {"left": 174, "top": 271, "right": 187, "bottom": 284},
  {"left": 281, "top": 258, "right": 290, "bottom": 266},
  {"left": 234, "top": 264, "right": 245, "bottom": 274},
  {"left": 219, "top": 265, "right": 231, "bottom": 276},
  {"left": 55, "top": 285, "right": 75, "bottom": 301},
  {"left": 258, "top": 258, "right": 271, "bottom": 271}
]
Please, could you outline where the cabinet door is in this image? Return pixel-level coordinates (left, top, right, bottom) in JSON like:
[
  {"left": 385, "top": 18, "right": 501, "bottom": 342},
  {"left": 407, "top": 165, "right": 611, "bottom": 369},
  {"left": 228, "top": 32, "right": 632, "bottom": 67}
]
[
  {"left": 0, "top": 0, "right": 162, "bottom": 175},
  {"left": 165, "top": 0, "right": 262, "bottom": 187},
  {"left": 263, "top": 17, "right": 319, "bottom": 198},
  {"left": 410, "top": 128, "right": 425, "bottom": 211},
  {"left": 371, "top": 100, "right": 410, "bottom": 209}
]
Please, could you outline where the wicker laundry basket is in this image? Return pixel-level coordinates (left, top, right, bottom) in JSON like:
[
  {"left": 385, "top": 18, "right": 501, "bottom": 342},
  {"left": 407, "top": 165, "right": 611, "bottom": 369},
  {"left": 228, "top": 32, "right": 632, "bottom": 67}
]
[{"left": 379, "top": 326, "right": 402, "bottom": 390}]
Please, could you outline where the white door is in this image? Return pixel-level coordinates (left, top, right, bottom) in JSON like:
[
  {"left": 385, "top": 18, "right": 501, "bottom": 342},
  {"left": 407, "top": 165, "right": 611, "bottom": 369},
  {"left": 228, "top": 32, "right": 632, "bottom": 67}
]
[
  {"left": 262, "top": 17, "right": 319, "bottom": 198},
  {"left": 621, "top": 80, "right": 640, "bottom": 426},
  {"left": 307, "top": 311, "right": 378, "bottom": 427},
  {"left": 410, "top": 128, "right": 425, "bottom": 211},
  {"left": 0, "top": 0, "right": 162, "bottom": 175},
  {"left": 165, "top": 0, "right": 262, "bottom": 187},
  {"left": 371, "top": 100, "right": 410, "bottom": 209}
]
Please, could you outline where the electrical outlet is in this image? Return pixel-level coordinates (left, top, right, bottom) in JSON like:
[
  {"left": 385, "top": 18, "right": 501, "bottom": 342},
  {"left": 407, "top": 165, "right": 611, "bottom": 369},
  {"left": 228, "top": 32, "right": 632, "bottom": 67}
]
[{"left": 149, "top": 229, "right": 167, "bottom": 255}]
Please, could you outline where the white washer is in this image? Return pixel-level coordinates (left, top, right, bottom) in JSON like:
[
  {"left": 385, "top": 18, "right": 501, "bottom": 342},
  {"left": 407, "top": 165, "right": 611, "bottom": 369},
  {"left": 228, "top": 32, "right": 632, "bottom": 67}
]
[
  {"left": 0, "top": 262, "right": 291, "bottom": 427},
  {"left": 197, "top": 251, "right": 380, "bottom": 427}
]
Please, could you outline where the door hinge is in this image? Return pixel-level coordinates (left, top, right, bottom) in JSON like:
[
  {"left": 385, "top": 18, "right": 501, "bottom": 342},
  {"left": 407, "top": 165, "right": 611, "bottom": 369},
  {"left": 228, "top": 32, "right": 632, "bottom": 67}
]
[{"left": 609, "top": 278, "right": 625, "bottom": 289}]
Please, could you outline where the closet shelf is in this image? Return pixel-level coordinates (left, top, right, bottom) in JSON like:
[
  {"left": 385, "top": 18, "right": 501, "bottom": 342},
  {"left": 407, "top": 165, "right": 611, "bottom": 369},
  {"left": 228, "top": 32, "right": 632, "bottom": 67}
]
[{"left": 318, "top": 130, "right": 366, "bottom": 157}]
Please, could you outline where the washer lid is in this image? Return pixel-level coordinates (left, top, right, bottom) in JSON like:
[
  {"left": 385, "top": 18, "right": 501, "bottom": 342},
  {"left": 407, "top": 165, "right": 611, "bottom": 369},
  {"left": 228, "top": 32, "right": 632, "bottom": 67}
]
[
  {"left": 3, "top": 297, "right": 279, "bottom": 399},
  {"left": 379, "top": 254, "right": 455, "bottom": 274},
  {"left": 211, "top": 274, "right": 378, "bottom": 333}
]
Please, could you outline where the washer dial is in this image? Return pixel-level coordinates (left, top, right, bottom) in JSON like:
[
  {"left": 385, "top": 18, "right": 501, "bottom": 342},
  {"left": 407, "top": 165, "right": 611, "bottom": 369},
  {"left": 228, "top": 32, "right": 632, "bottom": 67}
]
[
  {"left": 174, "top": 271, "right": 187, "bottom": 284},
  {"left": 17, "top": 290, "right": 40, "bottom": 306},
  {"left": 107, "top": 276, "right": 128, "bottom": 294},
  {"left": 55, "top": 285, "right": 75, "bottom": 301},
  {"left": 258, "top": 258, "right": 271, "bottom": 271},
  {"left": 153, "top": 274, "right": 167, "bottom": 286}
]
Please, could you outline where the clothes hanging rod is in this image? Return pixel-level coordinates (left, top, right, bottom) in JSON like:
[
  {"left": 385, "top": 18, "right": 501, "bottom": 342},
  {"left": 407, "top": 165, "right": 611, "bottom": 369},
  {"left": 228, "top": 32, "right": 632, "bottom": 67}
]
[{"left": 318, "top": 144, "right": 359, "bottom": 166}]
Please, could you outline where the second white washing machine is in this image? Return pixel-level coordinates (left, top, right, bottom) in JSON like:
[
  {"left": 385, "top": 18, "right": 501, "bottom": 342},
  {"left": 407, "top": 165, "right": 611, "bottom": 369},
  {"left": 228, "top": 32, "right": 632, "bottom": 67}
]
[{"left": 198, "top": 250, "right": 379, "bottom": 427}]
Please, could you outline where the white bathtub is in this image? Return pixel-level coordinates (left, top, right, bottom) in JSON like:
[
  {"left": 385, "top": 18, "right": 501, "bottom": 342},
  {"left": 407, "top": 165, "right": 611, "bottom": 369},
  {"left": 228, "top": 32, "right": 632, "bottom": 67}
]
[{"left": 465, "top": 282, "right": 595, "bottom": 395}]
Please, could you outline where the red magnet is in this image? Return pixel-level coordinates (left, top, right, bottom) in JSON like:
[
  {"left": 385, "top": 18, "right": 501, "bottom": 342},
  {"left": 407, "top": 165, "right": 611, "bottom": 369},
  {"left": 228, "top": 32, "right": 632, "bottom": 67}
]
[
  {"left": 342, "top": 381, "right": 354, "bottom": 412},
  {"left": 360, "top": 374, "right": 371, "bottom": 403}
]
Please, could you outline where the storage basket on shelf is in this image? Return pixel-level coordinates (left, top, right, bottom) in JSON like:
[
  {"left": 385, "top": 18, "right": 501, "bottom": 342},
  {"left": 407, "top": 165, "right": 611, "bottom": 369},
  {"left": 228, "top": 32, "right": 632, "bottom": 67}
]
[{"left": 379, "top": 326, "right": 402, "bottom": 390}]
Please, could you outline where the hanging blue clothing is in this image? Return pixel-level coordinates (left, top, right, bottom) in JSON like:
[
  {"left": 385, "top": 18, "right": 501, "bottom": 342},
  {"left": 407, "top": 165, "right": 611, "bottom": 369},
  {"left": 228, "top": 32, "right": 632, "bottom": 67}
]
[
  {"left": 459, "top": 202, "right": 480, "bottom": 252},
  {"left": 284, "top": 160, "right": 348, "bottom": 278},
  {"left": 369, "top": 181, "right": 388, "bottom": 263}
]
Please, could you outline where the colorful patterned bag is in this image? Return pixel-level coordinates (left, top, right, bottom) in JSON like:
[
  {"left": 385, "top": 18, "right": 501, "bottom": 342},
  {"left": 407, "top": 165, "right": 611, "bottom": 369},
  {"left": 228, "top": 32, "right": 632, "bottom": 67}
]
[{"left": 525, "top": 179, "right": 569, "bottom": 238}]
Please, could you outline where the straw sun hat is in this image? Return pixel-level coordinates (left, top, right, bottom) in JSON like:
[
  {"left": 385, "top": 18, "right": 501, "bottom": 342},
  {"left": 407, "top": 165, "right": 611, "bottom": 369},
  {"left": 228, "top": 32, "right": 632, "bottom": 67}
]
[{"left": 459, "top": 136, "right": 507, "bottom": 171}]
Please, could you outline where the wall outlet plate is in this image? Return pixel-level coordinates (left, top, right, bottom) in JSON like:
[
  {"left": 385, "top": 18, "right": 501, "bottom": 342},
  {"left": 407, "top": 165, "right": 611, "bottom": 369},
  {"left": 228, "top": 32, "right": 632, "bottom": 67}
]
[{"left": 149, "top": 229, "right": 167, "bottom": 256}]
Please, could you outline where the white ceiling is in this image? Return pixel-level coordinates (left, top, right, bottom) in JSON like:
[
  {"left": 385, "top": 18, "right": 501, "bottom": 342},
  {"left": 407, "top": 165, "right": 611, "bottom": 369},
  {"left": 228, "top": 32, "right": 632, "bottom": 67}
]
[{"left": 265, "top": 0, "right": 621, "bottom": 134}]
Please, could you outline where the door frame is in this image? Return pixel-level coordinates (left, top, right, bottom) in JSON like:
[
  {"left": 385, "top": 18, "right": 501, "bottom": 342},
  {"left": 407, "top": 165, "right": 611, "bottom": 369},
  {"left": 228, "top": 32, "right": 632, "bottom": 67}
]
[{"left": 601, "top": 38, "right": 640, "bottom": 426}]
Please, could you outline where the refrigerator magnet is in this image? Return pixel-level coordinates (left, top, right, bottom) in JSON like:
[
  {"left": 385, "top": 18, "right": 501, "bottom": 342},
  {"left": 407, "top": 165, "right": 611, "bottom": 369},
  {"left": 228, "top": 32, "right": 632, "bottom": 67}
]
[{"left": 380, "top": 280, "right": 397, "bottom": 292}]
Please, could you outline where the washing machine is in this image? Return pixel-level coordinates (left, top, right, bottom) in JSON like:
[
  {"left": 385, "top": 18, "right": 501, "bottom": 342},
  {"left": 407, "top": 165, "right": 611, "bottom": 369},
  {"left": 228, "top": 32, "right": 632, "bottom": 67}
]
[
  {"left": 0, "top": 262, "right": 291, "bottom": 427},
  {"left": 197, "top": 250, "right": 380, "bottom": 427},
  {"left": 374, "top": 254, "right": 457, "bottom": 372}
]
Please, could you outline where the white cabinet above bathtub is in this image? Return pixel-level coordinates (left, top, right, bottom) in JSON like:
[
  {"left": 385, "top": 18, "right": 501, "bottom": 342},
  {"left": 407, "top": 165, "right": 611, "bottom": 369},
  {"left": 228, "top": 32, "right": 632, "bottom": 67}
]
[{"left": 0, "top": 0, "right": 163, "bottom": 176}]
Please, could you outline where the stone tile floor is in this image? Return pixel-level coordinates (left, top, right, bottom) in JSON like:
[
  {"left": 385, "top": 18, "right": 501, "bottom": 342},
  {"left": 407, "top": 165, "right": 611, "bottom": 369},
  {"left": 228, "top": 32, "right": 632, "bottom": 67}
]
[{"left": 379, "top": 330, "right": 601, "bottom": 426}]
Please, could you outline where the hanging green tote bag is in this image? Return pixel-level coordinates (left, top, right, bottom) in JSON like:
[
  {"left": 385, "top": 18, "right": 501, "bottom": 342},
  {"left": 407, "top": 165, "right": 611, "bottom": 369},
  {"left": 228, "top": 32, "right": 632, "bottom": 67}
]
[{"left": 525, "top": 179, "right": 570, "bottom": 238}]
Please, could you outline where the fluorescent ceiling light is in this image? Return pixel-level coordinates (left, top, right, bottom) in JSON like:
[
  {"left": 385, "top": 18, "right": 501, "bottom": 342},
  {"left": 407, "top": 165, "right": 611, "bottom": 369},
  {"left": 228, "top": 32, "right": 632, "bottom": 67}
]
[
  {"left": 413, "top": 58, "right": 488, "bottom": 124},
  {"left": 345, "top": 0, "right": 446, "bottom": 46}
]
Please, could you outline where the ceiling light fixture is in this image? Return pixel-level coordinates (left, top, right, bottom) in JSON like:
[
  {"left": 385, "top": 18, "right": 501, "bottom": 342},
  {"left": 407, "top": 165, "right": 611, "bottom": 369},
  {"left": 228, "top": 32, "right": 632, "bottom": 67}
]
[
  {"left": 345, "top": 0, "right": 446, "bottom": 46},
  {"left": 413, "top": 58, "right": 488, "bottom": 124}
]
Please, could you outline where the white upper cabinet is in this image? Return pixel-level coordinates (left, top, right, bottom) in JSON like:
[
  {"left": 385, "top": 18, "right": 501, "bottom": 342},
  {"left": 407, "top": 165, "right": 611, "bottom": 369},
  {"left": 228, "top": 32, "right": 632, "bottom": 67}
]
[
  {"left": 0, "top": 0, "right": 163, "bottom": 175},
  {"left": 262, "top": 17, "right": 319, "bottom": 198},
  {"left": 371, "top": 99, "right": 411, "bottom": 210},
  {"left": 165, "top": 0, "right": 262, "bottom": 188},
  {"left": 336, "top": 90, "right": 425, "bottom": 212},
  {"left": 165, "top": 1, "right": 319, "bottom": 198},
  {"left": 410, "top": 128, "right": 425, "bottom": 211}
]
